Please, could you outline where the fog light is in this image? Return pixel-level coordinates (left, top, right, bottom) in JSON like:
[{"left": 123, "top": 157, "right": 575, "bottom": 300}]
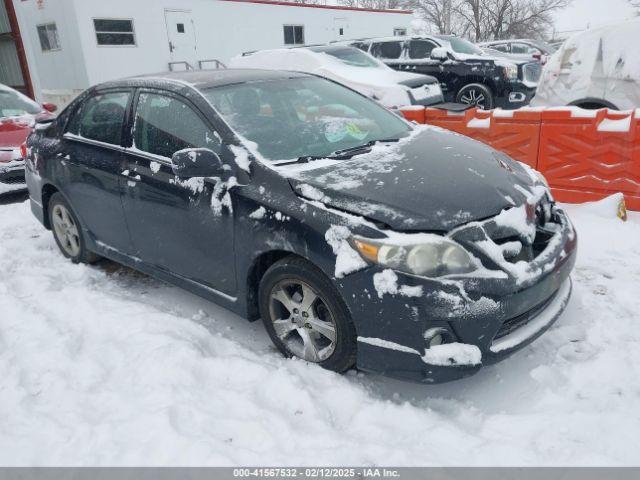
[
  {"left": 424, "top": 327, "right": 450, "bottom": 348},
  {"left": 509, "top": 92, "right": 526, "bottom": 103}
]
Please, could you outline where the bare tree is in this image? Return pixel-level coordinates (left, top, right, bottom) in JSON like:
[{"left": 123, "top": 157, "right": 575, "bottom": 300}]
[
  {"left": 400, "top": 0, "right": 469, "bottom": 35},
  {"left": 405, "top": 0, "right": 571, "bottom": 40},
  {"left": 338, "top": 0, "right": 404, "bottom": 8}
]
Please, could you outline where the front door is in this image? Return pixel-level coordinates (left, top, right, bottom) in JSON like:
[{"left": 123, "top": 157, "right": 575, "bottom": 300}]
[
  {"left": 120, "top": 89, "right": 236, "bottom": 296},
  {"left": 164, "top": 10, "right": 198, "bottom": 68}
]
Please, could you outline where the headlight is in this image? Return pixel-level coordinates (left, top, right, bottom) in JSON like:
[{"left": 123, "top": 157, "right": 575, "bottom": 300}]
[
  {"left": 502, "top": 63, "right": 518, "bottom": 81},
  {"left": 352, "top": 236, "right": 476, "bottom": 277}
]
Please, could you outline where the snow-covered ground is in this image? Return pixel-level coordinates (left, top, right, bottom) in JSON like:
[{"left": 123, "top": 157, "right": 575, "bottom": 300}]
[{"left": 0, "top": 197, "right": 639, "bottom": 466}]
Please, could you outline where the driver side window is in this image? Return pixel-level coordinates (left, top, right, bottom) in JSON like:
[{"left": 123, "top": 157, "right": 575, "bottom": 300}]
[{"left": 132, "top": 92, "right": 220, "bottom": 159}]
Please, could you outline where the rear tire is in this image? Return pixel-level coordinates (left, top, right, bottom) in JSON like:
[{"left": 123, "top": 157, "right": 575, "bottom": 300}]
[
  {"left": 48, "top": 192, "right": 100, "bottom": 264},
  {"left": 258, "top": 256, "right": 357, "bottom": 373},
  {"left": 456, "top": 83, "right": 494, "bottom": 110}
]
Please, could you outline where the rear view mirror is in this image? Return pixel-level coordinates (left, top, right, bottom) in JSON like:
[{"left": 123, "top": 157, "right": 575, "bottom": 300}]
[
  {"left": 171, "top": 148, "right": 224, "bottom": 178},
  {"left": 430, "top": 47, "right": 450, "bottom": 61}
]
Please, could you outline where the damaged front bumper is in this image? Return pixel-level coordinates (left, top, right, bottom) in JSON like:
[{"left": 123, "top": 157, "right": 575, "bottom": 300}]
[
  {"left": 0, "top": 160, "right": 27, "bottom": 194},
  {"left": 338, "top": 206, "right": 577, "bottom": 384}
]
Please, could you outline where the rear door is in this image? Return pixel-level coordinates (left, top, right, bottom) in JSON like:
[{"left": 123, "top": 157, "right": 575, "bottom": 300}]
[
  {"left": 403, "top": 39, "right": 453, "bottom": 97},
  {"left": 61, "top": 90, "right": 133, "bottom": 253},
  {"left": 120, "top": 89, "right": 236, "bottom": 296},
  {"left": 164, "top": 10, "right": 198, "bottom": 68}
]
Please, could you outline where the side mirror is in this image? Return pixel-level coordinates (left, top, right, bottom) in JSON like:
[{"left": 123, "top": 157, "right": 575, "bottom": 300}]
[
  {"left": 171, "top": 148, "right": 224, "bottom": 178},
  {"left": 430, "top": 47, "right": 450, "bottom": 61},
  {"left": 42, "top": 103, "right": 58, "bottom": 113}
]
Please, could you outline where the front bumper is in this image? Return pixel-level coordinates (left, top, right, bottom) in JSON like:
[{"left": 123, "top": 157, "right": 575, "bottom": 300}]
[
  {"left": 494, "top": 82, "right": 537, "bottom": 110},
  {"left": 338, "top": 207, "right": 577, "bottom": 384},
  {"left": 0, "top": 161, "right": 27, "bottom": 194}
]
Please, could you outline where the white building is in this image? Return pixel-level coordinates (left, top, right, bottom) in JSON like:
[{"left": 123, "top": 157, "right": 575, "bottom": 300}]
[{"left": 6, "top": 0, "right": 412, "bottom": 106}]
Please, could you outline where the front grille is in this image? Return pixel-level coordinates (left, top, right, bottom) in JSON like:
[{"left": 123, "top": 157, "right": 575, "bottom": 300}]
[
  {"left": 494, "top": 291, "right": 556, "bottom": 340},
  {"left": 484, "top": 200, "right": 561, "bottom": 264},
  {"left": 523, "top": 62, "right": 541, "bottom": 84}
]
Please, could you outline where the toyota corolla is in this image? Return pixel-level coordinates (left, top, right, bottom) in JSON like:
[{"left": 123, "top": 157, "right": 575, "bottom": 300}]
[{"left": 25, "top": 70, "right": 577, "bottom": 383}]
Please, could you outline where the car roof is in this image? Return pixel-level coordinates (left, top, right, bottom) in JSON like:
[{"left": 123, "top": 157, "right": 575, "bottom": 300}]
[
  {"left": 350, "top": 35, "right": 440, "bottom": 43},
  {"left": 97, "top": 69, "right": 312, "bottom": 92}
]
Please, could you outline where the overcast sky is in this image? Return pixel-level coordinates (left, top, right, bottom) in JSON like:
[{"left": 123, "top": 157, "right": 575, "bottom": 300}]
[{"left": 552, "top": 0, "right": 637, "bottom": 35}]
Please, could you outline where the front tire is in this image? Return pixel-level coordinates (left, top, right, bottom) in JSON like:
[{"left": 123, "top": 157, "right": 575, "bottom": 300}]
[
  {"left": 259, "top": 256, "right": 357, "bottom": 373},
  {"left": 456, "top": 83, "right": 494, "bottom": 110},
  {"left": 48, "top": 192, "right": 99, "bottom": 264}
]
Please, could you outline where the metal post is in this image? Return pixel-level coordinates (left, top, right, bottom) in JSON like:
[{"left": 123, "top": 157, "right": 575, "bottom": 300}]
[{"left": 3, "top": 0, "right": 35, "bottom": 99}]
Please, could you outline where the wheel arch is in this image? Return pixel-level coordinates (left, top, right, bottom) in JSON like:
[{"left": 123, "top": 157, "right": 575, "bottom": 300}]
[
  {"left": 41, "top": 183, "right": 61, "bottom": 230},
  {"left": 245, "top": 250, "right": 313, "bottom": 321},
  {"left": 569, "top": 98, "right": 619, "bottom": 110}
]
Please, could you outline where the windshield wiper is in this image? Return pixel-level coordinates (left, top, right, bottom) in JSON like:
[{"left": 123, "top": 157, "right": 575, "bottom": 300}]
[{"left": 290, "top": 138, "right": 403, "bottom": 164}]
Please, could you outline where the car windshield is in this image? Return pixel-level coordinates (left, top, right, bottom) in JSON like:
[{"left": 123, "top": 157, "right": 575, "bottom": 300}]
[
  {"left": 316, "top": 47, "right": 380, "bottom": 68},
  {"left": 437, "top": 36, "right": 484, "bottom": 55},
  {"left": 203, "top": 76, "right": 411, "bottom": 162},
  {"left": 0, "top": 86, "right": 42, "bottom": 119}
]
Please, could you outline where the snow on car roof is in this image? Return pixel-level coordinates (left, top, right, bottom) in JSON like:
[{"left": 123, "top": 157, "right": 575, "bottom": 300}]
[{"left": 125, "top": 69, "right": 312, "bottom": 89}]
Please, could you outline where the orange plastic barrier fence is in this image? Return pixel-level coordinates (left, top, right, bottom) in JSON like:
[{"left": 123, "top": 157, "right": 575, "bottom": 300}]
[
  {"left": 538, "top": 109, "right": 640, "bottom": 211},
  {"left": 400, "top": 106, "right": 640, "bottom": 210}
]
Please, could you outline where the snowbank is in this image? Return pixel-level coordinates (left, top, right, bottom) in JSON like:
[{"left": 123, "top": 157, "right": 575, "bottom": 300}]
[{"left": 0, "top": 200, "right": 639, "bottom": 465}]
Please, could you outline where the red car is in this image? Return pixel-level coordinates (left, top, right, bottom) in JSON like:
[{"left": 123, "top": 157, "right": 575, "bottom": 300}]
[{"left": 1, "top": 84, "right": 56, "bottom": 195}]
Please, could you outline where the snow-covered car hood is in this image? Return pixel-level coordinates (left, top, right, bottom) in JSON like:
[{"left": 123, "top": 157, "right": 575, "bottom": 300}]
[
  {"left": 287, "top": 127, "right": 539, "bottom": 232},
  {"left": 230, "top": 49, "right": 442, "bottom": 107}
]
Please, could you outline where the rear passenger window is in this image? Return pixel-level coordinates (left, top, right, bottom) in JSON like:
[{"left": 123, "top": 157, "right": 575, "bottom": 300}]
[
  {"left": 371, "top": 41, "right": 402, "bottom": 59},
  {"left": 132, "top": 93, "right": 219, "bottom": 159},
  {"left": 68, "top": 91, "right": 130, "bottom": 145},
  {"left": 408, "top": 40, "right": 436, "bottom": 59}
]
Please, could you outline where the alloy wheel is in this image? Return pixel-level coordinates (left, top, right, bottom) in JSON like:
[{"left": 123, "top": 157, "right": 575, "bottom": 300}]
[
  {"left": 459, "top": 88, "right": 487, "bottom": 109},
  {"left": 52, "top": 204, "right": 81, "bottom": 257},
  {"left": 268, "top": 279, "right": 337, "bottom": 362}
]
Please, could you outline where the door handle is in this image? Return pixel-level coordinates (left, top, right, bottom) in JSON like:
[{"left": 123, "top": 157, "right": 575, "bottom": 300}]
[{"left": 121, "top": 169, "right": 141, "bottom": 183}]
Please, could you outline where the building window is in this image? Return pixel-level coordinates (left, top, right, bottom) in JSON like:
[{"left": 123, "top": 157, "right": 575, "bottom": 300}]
[
  {"left": 37, "top": 23, "right": 61, "bottom": 52},
  {"left": 93, "top": 19, "right": 136, "bottom": 46},
  {"left": 283, "top": 25, "right": 304, "bottom": 46},
  {"left": 393, "top": 28, "right": 407, "bottom": 36}
]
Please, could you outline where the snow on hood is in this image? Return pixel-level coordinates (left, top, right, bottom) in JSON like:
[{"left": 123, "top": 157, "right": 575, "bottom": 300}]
[
  {"left": 532, "top": 18, "right": 640, "bottom": 108},
  {"left": 286, "top": 126, "right": 539, "bottom": 232}
]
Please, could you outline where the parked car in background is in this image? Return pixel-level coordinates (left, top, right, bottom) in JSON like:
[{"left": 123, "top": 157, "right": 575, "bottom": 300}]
[
  {"left": 1, "top": 84, "right": 56, "bottom": 195},
  {"left": 478, "top": 39, "right": 557, "bottom": 64},
  {"left": 230, "top": 45, "right": 444, "bottom": 108},
  {"left": 352, "top": 35, "right": 541, "bottom": 110},
  {"left": 531, "top": 19, "right": 640, "bottom": 110},
  {"left": 25, "top": 70, "right": 576, "bottom": 384},
  {"left": 479, "top": 46, "right": 538, "bottom": 64}
]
